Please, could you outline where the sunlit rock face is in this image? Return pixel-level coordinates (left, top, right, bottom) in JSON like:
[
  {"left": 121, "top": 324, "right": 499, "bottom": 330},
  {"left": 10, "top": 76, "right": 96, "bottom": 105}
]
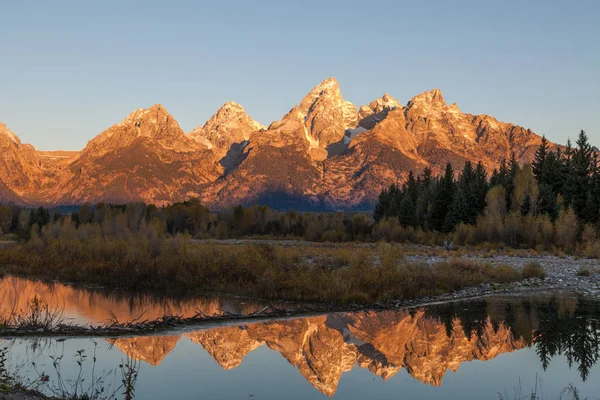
[
  {"left": 358, "top": 93, "right": 401, "bottom": 130},
  {"left": 0, "top": 79, "right": 551, "bottom": 209},
  {"left": 189, "top": 101, "right": 264, "bottom": 159},
  {"left": 298, "top": 77, "right": 359, "bottom": 153},
  {"left": 0, "top": 122, "right": 47, "bottom": 203}
]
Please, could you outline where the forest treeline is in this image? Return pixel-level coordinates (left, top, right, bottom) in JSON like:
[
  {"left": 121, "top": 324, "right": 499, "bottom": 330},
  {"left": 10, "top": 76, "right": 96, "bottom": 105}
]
[
  {"left": 0, "top": 131, "right": 599, "bottom": 254},
  {"left": 0, "top": 199, "right": 371, "bottom": 242},
  {"left": 374, "top": 130, "right": 600, "bottom": 253}
]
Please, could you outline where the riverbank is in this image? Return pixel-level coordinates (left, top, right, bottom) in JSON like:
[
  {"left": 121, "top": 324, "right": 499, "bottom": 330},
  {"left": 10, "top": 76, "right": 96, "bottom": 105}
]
[
  {"left": 1, "top": 241, "right": 599, "bottom": 338},
  {"left": 0, "top": 240, "right": 525, "bottom": 304},
  {"left": 0, "top": 251, "right": 598, "bottom": 338}
]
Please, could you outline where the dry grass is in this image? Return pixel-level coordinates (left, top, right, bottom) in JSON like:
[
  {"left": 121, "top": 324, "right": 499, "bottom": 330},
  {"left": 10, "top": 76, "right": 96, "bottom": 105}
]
[
  {"left": 576, "top": 266, "right": 592, "bottom": 277},
  {"left": 522, "top": 262, "right": 547, "bottom": 279},
  {"left": 0, "top": 234, "right": 523, "bottom": 304}
]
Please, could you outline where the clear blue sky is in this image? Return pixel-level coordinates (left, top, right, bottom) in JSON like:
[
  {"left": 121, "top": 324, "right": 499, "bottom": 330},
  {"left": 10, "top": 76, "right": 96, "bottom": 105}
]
[{"left": 1, "top": 0, "right": 598, "bottom": 150}]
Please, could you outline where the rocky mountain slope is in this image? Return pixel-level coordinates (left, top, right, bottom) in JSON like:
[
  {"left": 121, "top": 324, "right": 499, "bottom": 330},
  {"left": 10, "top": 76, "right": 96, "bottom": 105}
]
[{"left": 0, "top": 78, "right": 549, "bottom": 209}]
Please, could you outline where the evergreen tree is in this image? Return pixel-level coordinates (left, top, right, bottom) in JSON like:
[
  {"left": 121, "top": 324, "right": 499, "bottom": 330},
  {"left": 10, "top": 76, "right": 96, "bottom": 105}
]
[
  {"left": 545, "top": 150, "right": 563, "bottom": 196},
  {"left": 398, "top": 194, "right": 417, "bottom": 227},
  {"left": 520, "top": 193, "right": 532, "bottom": 216},
  {"left": 406, "top": 171, "right": 419, "bottom": 203},
  {"left": 592, "top": 153, "right": 600, "bottom": 226},
  {"left": 431, "top": 163, "right": 455, "bottom": 232},
  {"left": 507, "top": 152, "right": 519, "bottom": 209},
  {"left": 444, "top": 187, "right": 469, "bottom": 232},
  {"left": 532, "top": 136, "right": 549, "bottom": 185},
  {"left": 374, "top": 186, "right": 391, "bottom": 222},
  {"left": 454, "top": 161, "right": 487, "bottom": 225},
  {"left": 582, "top": 192, "right": 599, "bottom": 225},
  {"left": 571, "top": 131, "right": 594, "bottom": 221},
  {"left": 422, "top": 167, "right": 433, "bottom": 187},
  {"left": 386, "top": 184, "right": 402, "bottom": 218},
  {"left": 536, "top": 184, "right": 559, "bottom": 221},
  {"left": 562, "top": 139, "right": 574, "bottom": 207}
]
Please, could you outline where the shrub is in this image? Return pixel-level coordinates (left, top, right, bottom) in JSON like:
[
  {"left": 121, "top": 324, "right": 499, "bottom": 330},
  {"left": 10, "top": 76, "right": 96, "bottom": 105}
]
[
  {"left": 0, "top": 232, "right": 524, "bottom": 305},
  {"left": 522, "top": 262, "right": 547, "bottom": 279},
  {"left": 583, "top": 241, "right": 600, "bottom": 259},
  {"left": 555, "top": 208, "right": 578, "bottom": 252},
  {"left": 378, "top": 243, "right": 404, "bottom": 269},
  {"left": 454, "top": 223, "right": 475, "bottom": 246},
  {"left": 581, "top": 224, "right": 597, "bottom": 244},
  {"left": 539, "top": 215, "right": 554, "bottom": 249},
  {"left": 577, "top": 266, "right": 592, "bottom": 277}
]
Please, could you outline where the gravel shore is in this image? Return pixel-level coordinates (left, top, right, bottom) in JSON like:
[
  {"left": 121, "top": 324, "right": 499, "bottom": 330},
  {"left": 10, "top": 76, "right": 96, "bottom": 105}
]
[{"left": 398, "top": 253, "right": 600, "bottom": 306}]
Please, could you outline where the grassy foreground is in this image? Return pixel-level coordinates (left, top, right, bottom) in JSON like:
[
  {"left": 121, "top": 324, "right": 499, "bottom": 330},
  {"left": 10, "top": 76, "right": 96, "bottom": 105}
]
[{"left": 0, "top": 232, "right": 525, "bottom": 304}]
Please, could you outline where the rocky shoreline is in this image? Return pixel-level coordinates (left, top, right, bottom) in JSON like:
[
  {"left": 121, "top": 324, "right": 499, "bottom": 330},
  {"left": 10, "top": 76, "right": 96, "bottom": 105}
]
[{"left": 404, "top": 253, "right": 600, "bottom": 302}]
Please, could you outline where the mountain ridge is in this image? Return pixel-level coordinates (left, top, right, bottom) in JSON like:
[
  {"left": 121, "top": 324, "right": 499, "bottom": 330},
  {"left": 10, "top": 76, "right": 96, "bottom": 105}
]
[{"left": 0, "top": 78, "right": 552, "bottom": 209}]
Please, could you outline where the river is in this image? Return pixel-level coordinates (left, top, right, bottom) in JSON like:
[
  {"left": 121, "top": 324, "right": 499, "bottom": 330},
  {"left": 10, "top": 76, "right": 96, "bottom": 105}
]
[{"left": 1, "top": 276, "right": 599, "bottom": 399}]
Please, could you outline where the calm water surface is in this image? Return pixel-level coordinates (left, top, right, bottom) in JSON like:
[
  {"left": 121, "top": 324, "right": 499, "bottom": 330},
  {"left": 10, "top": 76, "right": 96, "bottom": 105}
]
[{"left": 1, "top": 277, "right": 600, "bottom": 399}]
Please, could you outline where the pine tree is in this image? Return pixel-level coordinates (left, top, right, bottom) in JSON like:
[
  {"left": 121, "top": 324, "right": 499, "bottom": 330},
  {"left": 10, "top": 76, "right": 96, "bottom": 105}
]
[
  {"left": 386, "top": 184, "right": 402, "bottom": 218},
  {"left": 507, "top": 152, "right": 519, "bottom": 210},
  {"left": 592, "top": 153, "right": 600, "bottom": 226},
  {"left": 471, "top": 161, "right": 489, "bottom": 221},
  {"left": 444, "top": 187, "right": 469, "bottom": 232},
  {"left": 457, "top": 161, "right": 478, "bottom": 224},
  {"left": 431, "top": 163, "right": 455, "bottom": 232},
  {"left": 520, "top": 193, "right": 532, "bottom": 216},
  {"left": 562, "top": 139, "right": 574, "bottom": 208},
  {"left": 537, "top": 184, "right": 559, "bottom": 221},
  {"left": 398, "top": 194, "right": 417, "bottom": 227},
  {"left": 406, "top": 171, "right": 419, "bottom": 203},
  {"left": 422, "top": 167, "right": 433, "bottom": 187},
  {"left": 545, "top": 150, "right": 563, "bottom": 196},
  {"left": 571, "top": 131, "right": 594, "bottom": 221},
  {"left": 532, "top": 136, "right": 549, "bottom": 185},
  {"left": 373, "top": 187, "right": 390, "bottom": 222}
]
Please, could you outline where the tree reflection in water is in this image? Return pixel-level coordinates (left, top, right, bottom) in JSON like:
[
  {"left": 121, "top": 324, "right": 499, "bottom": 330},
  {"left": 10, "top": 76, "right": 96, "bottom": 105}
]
[{"left": 425, "top": 295, "right": 600, "bottom": 381}]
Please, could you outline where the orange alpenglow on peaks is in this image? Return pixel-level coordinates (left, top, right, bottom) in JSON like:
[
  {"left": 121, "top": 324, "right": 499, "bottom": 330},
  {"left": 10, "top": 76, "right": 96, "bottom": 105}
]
[{"left": 0, "top": 78, "right": 547, "bottom": 209}]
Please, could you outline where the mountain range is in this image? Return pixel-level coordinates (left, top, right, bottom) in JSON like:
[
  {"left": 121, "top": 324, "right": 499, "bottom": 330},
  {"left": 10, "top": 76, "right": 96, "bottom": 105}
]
[{"left": 0, "top": 78, "right": 548, "bottom": 210}]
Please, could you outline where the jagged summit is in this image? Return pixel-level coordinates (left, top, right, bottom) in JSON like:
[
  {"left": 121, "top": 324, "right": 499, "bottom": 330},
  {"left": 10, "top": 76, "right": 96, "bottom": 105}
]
[
  {"left": 371, "top": 94, "right": 401, "bottom": 112},
  {"left": 296, "top": 77, "right": 358, "bottom": 158},
  {"left": 357, "top": 94, "right": 402, "bottom": 130},
  {"left": 118, "top": 104, "right": 172, "bottom": 126},
  {"left": 407, "top": 88, "right": 446, "bottom": 108},
  {"left": 299, "top": 77, "right": 343, "bottom": 115},
  {"left": 189, "top": 101, "right": 264, "bottom": 158},
  {"left": 309, "top": 76, "right": 339, "bottom": 93}
]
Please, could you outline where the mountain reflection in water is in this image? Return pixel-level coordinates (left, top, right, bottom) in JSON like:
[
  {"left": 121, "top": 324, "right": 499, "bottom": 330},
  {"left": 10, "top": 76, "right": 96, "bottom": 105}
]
[
  {"left": 106, "top": 296, "right": 599, "bottom": 396},
  {"left": 1, "top": 276, "right": 600, "bottom": 398}
]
